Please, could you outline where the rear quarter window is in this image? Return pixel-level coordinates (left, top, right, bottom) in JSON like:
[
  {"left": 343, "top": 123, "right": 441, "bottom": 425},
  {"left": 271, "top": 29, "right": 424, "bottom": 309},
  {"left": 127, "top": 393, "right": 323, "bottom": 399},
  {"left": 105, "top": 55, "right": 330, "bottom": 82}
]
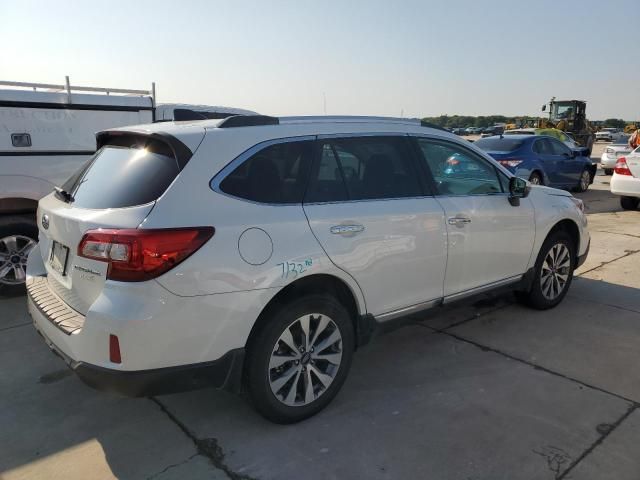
[{"left": 218, "top": 140, "right": 313, "bottom": 204}]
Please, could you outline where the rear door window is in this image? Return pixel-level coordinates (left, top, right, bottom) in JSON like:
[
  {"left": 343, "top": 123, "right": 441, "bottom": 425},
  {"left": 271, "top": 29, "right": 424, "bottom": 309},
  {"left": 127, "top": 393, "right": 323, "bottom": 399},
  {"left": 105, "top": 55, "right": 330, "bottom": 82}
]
[
  {"left": 306, "top": 136, "right": 423, "bottom": 202},
  {"left": 219, "top": 140, "right": 313, "bottom": 204},
  {"left": 61, "top": 138, "right": 182, "bottom": 209}
]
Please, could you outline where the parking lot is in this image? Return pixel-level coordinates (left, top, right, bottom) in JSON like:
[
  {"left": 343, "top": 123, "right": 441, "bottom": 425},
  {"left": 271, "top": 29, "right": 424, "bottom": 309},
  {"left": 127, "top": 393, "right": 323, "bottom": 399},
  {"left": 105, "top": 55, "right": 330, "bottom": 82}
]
[{"left": 1, "top": 141, "right": 639, "bottom": 480}]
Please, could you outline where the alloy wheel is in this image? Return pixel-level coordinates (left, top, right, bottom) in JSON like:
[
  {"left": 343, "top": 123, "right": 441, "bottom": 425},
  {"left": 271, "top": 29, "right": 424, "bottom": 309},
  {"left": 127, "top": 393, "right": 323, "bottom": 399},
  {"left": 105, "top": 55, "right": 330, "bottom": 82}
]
[
  {"left": 0, "top": 235, "right": 36, "bottom": 285},
  {"left": 540, "top": 243, "right": 571, "bottom": 300},
  {"left": 269, "top": 313, "right": 343, "bottom": 406},
  {"left": 580, "top": 171, "right": 590, "bottom": 191},
  {"left": 529, "top": 174, "right": 541, "bottom": 185}
]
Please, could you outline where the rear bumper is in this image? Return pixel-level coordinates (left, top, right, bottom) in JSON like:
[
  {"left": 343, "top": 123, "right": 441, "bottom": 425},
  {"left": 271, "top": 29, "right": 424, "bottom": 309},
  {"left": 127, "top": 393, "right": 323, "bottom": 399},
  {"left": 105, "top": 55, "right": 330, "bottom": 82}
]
[
  {"left": 32, "top": 314, "right": 245, "bottom": 396},
  {"left": 611, "top": 174, "right": 640, "bottom": 197}
]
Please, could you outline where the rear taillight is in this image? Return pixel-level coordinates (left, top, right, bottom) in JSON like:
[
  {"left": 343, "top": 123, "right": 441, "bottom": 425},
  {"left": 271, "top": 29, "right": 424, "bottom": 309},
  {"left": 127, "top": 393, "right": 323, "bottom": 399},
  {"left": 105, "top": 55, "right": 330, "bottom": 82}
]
[
  {"left": 109, "top": 334, "right": 122, "bottom": 363},
  {"left": 498, "top": 159, "right": 523, "bottom": 168},
  {"left": 78, "top": 227, "right": 214, "bottom": 281},
  {"left": 614, "top": 157, "right": 633, "bottom": 176}
]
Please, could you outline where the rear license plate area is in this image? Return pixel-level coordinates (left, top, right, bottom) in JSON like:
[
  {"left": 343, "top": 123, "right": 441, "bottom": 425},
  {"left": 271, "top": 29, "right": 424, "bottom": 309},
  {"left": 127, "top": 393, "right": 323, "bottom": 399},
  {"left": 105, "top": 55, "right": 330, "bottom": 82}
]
[{"left": 50, "top": 241, "right": 69, "bottom": 276}]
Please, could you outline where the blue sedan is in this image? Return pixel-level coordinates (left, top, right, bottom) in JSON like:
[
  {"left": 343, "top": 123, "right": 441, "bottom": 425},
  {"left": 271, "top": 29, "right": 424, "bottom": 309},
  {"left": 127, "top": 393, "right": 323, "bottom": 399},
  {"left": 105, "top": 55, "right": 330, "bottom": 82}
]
[{"left": 474, "top": 134, "right": 596, "bottom": 192}]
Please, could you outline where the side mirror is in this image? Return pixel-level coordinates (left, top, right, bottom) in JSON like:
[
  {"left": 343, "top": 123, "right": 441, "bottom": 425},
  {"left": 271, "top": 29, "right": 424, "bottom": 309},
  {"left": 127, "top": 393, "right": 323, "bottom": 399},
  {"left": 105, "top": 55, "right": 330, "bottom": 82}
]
[
  {"left": 508, "top": 177, "right": 530, "bottom": 206},
  {"left": 541, "top": 105, "right": 547, "bottom": 112}
]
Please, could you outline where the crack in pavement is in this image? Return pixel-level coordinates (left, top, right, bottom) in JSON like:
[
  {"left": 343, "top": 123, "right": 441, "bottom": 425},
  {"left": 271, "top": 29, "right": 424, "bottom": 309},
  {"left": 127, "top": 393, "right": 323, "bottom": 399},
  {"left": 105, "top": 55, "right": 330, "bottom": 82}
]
[
  {"left": 557, "top": 404, "right": 639, "bottom": 479},
  {"left": 414, "top": 320, "right": 640, "bottom": 479},
  {"left": 146, "top": 452, "right": 199, "bottom": 480},
  {"left": 150, "top": 397, "right": 256, "bottom": 480},
  {"left": 0, "top": 321, "right": 31, "bottom": 332},
  {"left": 592, "top": 229, "right": 640, "bottom": 240},
  {"left": 576, "top": 248, "right": 640, "bottom": 277}
]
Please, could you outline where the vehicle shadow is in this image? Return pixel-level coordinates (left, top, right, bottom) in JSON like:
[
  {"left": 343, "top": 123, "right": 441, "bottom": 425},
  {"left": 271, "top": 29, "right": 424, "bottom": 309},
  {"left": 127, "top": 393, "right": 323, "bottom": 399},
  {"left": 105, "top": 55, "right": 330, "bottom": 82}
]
[{"left": 2, "top": 276, "right": 639, "bottom": 479}]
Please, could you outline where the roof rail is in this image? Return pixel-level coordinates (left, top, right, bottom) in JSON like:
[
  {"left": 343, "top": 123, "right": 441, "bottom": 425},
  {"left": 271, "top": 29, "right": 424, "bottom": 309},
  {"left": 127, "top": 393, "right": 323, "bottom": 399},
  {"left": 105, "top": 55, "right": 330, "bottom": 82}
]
[
  {"left": 0, "top": 76, "right": 155, "bottom": 106},
  {"left": 218, "top": 115, "right": 279, "bottom": 128},
  {"left": 279, "top": 115, "right": 421, "bottom": 125}
]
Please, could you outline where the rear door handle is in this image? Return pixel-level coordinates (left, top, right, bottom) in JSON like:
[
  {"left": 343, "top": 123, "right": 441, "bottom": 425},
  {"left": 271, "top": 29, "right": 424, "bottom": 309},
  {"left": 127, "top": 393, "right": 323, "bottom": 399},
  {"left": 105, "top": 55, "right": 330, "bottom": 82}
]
[
  {"left": 330, "top": 224, "right": 365, "bottom": 235},
  {"left": 447, "top": 216, "right": 471, "bottom": 226}
]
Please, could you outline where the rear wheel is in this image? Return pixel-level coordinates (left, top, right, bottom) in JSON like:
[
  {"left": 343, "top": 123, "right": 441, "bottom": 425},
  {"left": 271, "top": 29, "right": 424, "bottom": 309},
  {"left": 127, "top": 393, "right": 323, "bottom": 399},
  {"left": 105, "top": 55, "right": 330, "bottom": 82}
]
[
  {"left": 516, "top": 230, "right": 575, "bottom": 310},
  {"left": 529, "top": 172, "right": 543, "bottom": 185},
  {"left": 574, "top": 169, "right": 591, "bottom": 192},
  {"left": 0, "top": 217, "right": 38, "bottom": 293},
  {"left": 604, "top": 168, "right": 613, "bottom": 175},
  {"left": 620, "top": 196, "right": 640, "bottom": 210},
  {"left": 245, "top": 294, "right": 355, "bottom": 423}
]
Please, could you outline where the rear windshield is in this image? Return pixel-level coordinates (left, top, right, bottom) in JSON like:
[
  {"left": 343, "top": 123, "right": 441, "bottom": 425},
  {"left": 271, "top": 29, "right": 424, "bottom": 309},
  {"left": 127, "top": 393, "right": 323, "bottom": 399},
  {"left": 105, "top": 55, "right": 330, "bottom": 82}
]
[
  {"left": 61, "top": 139, "right": 180, "bottom": 209},
  {"left": 474, "top": 137, "right": 525, "bottom": 152}
]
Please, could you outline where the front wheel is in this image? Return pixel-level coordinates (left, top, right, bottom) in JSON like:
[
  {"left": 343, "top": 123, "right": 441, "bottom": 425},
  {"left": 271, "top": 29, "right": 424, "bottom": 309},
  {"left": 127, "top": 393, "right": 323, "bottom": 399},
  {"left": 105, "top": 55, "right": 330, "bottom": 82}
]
[
  {"left": 516, "top": 231, "right": 575, "bottom": 310},
  {"left": 245, "top": 294, "right": 355, "bottom": 424},
  {"left": 620, "top": 196, "right": 640, "bottom": 210}
]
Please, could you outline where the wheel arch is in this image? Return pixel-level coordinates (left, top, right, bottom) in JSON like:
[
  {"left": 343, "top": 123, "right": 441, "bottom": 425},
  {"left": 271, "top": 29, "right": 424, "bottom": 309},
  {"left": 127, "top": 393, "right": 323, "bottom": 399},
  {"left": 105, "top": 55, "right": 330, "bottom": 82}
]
[
  {"left": 246, "top": 273, "right": 369, "bottom": 353},
  {"left": 546, "top": 218, "right": 580, "bottom": 258}
]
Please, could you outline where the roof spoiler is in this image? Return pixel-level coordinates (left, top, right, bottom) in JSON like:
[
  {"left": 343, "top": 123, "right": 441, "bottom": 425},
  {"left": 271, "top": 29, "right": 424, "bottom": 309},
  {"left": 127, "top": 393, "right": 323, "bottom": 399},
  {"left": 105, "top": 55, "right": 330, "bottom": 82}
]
[
  {"left": 218, "top": 115, "right": 279, "bottom": 128},
  {"left": 96, "top": 130, "right": 193, "bottom": 170}
]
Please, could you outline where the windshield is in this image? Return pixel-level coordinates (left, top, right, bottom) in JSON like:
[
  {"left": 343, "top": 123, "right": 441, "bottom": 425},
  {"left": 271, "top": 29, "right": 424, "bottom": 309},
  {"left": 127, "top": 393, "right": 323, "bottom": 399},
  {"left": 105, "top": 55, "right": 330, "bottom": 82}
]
[
  {"left": 474, "top": 137, "right": 525, "bottom": 152},
  {"left": 61, "top": 140, "right": 181, "bottom": 209}
]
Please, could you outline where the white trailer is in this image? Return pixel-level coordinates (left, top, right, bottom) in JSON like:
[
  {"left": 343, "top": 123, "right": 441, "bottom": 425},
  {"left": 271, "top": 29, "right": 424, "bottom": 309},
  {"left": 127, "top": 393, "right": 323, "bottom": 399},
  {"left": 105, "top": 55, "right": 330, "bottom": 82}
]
[{"left": 0, "top": 77, "right": 256, "bottom": 288}]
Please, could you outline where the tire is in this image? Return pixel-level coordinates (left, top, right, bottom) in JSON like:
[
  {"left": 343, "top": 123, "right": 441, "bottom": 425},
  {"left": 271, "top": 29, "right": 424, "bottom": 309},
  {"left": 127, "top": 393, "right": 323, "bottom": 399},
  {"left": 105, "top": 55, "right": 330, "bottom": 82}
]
[
  {"left": 604, "top": 168, "right": 613, "bottom": 175},
  {"left": 529, "top": 172, "right": 543, "bottom": 185},
  {"left": 245, "top": 294, "right": 355, "bottom": 424},
  {"left": 620, "top": 196, "right": 640, "bottom": 210},
  {"left": 0, "top": 216, "right": 38, "bottom": 294},
  {"left": 574, "top": 169, "right": 591, "bottom": 192},
  {"left": 516, "top": 230, "right": 575, "bottom": 310}
]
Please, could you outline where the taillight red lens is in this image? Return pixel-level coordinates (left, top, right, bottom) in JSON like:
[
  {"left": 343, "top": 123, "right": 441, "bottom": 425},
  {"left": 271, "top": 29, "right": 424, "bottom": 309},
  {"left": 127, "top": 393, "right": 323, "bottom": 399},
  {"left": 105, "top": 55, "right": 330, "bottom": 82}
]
[
  {"left": 109, "top": 334, "right": 122, "bottom": 363},
  {"left": 614, "top": 157, "right": 632, "bottom": 176},
  {"left": 78, "top": 227, "right": 214, "bottom": 281}
]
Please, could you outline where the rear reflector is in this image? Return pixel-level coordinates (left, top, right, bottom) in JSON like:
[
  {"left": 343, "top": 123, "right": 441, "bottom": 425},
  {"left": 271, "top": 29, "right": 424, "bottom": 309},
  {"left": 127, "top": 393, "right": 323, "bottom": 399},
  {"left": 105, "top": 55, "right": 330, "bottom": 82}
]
[
  {"left": 78, "top": 227, "right": 214, "bottom": 281},
  {"left": 614, "top": 157, "right": 633, "bottom": 176},
  {"left": 109, "top": 334, "right": 122, "bottom": 363}
]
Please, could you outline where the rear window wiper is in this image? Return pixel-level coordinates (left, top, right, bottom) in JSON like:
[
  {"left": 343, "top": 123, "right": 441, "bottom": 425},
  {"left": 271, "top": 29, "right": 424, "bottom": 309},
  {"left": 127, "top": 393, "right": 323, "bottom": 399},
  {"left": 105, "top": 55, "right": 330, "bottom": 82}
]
[{"left": 54, "top": 186, "right": 74, "bottom": 203}]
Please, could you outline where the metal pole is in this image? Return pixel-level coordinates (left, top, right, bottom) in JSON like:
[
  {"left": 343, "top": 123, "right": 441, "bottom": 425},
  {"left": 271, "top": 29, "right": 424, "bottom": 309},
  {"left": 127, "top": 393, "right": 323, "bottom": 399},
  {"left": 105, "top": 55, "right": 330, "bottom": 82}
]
[
  {"left": 65, "top": 76, "right": 72, "bottom": 104},
  {"left": 151, "top": 82, "right": 156, "bottom": 107}
]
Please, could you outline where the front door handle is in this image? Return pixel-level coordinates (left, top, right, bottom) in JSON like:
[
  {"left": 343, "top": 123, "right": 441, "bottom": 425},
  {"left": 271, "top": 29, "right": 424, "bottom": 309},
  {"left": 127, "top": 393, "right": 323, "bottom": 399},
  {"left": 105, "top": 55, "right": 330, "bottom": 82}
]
[
  {"left": 447, "top": 216, "right": 472, "bottom": 226},
  {"left": 330, "top": 224, "right": 365, "bottom": 235}
]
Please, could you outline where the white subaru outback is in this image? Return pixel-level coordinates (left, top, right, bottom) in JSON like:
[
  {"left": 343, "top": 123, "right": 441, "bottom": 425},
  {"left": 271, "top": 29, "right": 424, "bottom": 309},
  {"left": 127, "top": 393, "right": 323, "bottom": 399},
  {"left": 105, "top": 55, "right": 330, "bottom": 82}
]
[{"left": 26, "top": 115, "right": 590, "bottom": 423}]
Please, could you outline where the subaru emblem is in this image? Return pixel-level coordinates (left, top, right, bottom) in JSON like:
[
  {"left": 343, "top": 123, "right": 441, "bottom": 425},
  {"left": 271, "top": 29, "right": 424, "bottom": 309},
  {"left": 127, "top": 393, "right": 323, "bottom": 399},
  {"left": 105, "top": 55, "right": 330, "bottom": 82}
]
[{"left": 42, "top": 214, "right": 49, "bottom": 230}]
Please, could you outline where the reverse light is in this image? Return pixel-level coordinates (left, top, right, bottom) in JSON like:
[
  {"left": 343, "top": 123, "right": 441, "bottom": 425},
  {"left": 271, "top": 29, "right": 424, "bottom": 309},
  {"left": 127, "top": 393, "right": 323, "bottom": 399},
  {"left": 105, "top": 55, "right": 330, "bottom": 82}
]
[
  {"left": 78, "top": 227, "right": 214, "bottom": 281},
  {"left": 498, "top": 159, "right": 523, "bottom": 168},
  {"left": 614, "top": 157, "right": 632, "bottom": 176}
]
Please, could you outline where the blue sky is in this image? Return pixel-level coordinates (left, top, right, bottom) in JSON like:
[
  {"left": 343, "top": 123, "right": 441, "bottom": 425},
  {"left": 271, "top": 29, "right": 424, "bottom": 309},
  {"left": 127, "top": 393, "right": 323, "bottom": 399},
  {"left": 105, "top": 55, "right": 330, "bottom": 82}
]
[{"left": 2, "top": 0, "right": 638, "bottom": 120}]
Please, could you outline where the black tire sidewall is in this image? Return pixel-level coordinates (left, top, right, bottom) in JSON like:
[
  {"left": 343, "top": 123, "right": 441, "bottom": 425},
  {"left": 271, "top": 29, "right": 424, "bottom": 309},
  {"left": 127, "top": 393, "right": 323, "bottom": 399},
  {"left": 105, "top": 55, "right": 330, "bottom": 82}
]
[
  {"left": 620, "top": 197, "right": 640, "bottom": 210},
  {"left": 529, "top": 172, "right": 543, "bottom": 185},
  {"left": 245, "top": 294, "right": 355, "bottom": 424},
  {"left": 526, "top": 231, "right": 576, "bottom": 310}
]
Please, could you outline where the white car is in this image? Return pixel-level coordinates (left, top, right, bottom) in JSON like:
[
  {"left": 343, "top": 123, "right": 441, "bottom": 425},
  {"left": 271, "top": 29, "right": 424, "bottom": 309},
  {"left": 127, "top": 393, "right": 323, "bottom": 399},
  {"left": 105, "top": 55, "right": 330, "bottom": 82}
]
[
  {"left": 26, "top": 116, "right": 590, "bottom": 423},
  {"left": 600, "top": 136, "right": 632, "bottom": 174},
  {"left": 610, "top": 150, "right": 640, "bottom": 210},
  {"left": 596, "top": 128, "right": 622, "bottom": 142}
]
